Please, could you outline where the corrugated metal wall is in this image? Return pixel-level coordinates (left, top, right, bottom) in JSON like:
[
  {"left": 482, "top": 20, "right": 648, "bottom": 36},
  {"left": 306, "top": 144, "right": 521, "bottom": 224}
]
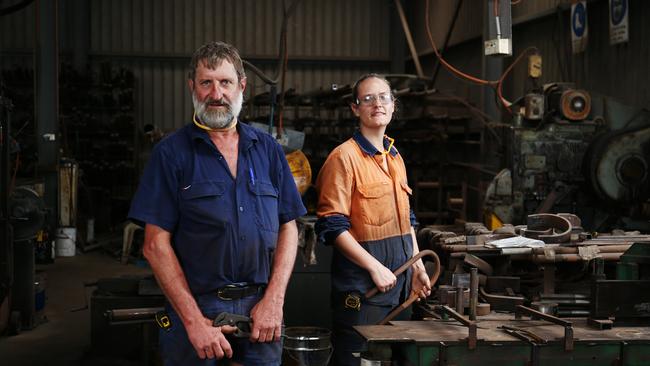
[
  {"left": 0, "top": 1, "right": 35, "bottom": 72},
  {"left": 2, "top": 0, "right": 392, "bottom": 131},
  {"left": 3, "top": 0, "right": 648, "bottom": 130},
  {"left": 85, "top": 0, "right": 392, "bottom": 131},
  {"left": 89, "top": 0, "right": 390, "bottom": 59}
]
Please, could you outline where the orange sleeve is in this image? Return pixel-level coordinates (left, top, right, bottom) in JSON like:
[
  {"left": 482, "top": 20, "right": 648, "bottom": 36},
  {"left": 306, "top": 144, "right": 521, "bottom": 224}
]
[{"left": 316, "top": 148, "right": 354, "bottom": 218}]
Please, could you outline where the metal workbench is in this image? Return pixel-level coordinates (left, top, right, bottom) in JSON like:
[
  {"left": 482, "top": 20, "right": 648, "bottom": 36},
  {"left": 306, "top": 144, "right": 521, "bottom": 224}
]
[{"left": 356, "top": 316, "right": 650, "bottom": 365}]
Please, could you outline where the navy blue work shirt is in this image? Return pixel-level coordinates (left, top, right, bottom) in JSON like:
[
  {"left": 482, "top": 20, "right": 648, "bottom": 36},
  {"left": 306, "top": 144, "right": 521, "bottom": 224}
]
[{"left": 128, "top": 121, "right": 307, "bottom": 295}]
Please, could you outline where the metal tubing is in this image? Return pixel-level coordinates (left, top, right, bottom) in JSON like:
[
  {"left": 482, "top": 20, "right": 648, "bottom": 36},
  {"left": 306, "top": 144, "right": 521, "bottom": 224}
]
[
  {"left": 105, "top": 307, "right": 164, "bottom": 322},
  {"left": 469, "top": 268, "right": 478, "bottom": 320},
  {"left": 441, "top": 245, "right": 497, "bottom": 252},
  {"left": 394, "top": 0, "right": 424, "bottom": 78},
  {"left": 530, "top": 253, "right": 623, "bottom": 263},
  {"left": 455, "top": 286, "right": 465, "bottom": 315},
  {"left": 531, "top": 245, "right": 632, "bottom": 254}
]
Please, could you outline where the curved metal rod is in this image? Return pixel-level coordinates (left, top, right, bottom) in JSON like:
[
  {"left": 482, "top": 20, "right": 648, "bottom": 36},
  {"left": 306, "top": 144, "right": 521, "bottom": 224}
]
[
  {"left": 365, "top": 249, "right": 440, "bottom": 299},
  {"left": 374, "top": 250, "right": 442, "bottom": 325}
]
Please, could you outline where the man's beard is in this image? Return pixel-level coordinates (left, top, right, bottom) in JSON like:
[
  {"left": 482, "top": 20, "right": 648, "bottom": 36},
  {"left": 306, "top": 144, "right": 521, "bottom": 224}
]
[{"left": 193, "top": 91, "right": 243, "bottom": 129}]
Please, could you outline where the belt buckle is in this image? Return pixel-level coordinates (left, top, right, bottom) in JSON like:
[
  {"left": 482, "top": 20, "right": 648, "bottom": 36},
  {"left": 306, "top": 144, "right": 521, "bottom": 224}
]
[
  {"left": 344, "top": 293, "right": 361, "bottom": 311},
  {"left": 217, "top": 284, "right": 238, "bottom": 300}
]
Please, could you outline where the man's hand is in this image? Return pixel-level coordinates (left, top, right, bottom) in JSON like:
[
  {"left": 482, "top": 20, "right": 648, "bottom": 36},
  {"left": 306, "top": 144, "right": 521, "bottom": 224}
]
[
  {"left": 249, "top": 295, "right": 283, "bottom": 343},
  {"left": 411, "top": 267, "right": 431, "bottom": 301},
  {"left": 369, "top": 263, "right": 397, "bottom": 293},
  {"left": 186, "top": 317, "right": 236, "bottom": 359}
]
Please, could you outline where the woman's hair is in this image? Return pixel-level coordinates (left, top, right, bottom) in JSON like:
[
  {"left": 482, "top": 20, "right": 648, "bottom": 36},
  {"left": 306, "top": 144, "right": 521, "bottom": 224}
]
[{"left": 351, "top": 73, "right": 392, "bottom": 104}]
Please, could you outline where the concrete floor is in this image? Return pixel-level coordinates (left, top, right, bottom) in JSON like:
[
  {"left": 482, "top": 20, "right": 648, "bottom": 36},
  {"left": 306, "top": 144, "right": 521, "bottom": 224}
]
[{"left": 0, "top": 248, "right": 151, "bottom": 366}]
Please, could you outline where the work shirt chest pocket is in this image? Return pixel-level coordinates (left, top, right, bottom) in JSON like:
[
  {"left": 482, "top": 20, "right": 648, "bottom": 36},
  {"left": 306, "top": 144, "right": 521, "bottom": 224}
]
[
  {"left": 248, "top": 181, "right": 280, "bottom": 232},
  {"left": 179, "top": 181, "right": 228, "bottom": 226},
  {"left": 399, "top": 181, "right": 413, "bottom": 221},
  {"left": 357, "top": 182, "right": 394, "bottom": 226}
]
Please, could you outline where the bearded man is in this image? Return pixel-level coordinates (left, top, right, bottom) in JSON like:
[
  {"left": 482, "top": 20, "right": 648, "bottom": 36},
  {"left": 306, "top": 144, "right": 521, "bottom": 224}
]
[{"left": 128, "top": 41, "right": 306, "bottom": 366}]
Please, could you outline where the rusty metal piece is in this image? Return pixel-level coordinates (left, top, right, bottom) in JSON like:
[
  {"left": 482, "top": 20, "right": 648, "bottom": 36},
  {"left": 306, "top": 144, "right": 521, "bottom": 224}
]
[
  {"left": 515, "top": 305, "right": 574, "bottom": 351},
  {"left": 442, "top": 235, "right": 466, "bottom": 245},
  {"left": 465, "top": 222, "right": 491, "bottom": 235},
  {"left": 557, "top": 213, "right": 581, "bottom": 228},
  {"left": 440, "top": 244, "right": 493, "bottom": 252},
  {"left": 479, "top": 287, "right": 525, "bottom": 311},
  {"left": 463, "top": 253, "right": 494, "bottom": 276},
  {"left": 438, "top": 305, "right": 477, "bottom": 350},
  {"left": 525, "top": 214, "right": 572, "bottom": 243},
  {"left": 499, "top": 325, "right": 547, "bottom": 344},
  {"left": 476, "top": 303, "right": 491, "bottom": 316},
  {"left": 498, "top": 325, "right": 546, "bottom": 344}
]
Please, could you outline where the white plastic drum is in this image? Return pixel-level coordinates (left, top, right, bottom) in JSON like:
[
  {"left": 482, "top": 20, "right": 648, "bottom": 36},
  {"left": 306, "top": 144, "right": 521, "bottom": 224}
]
[{"left": 55, "top": 227, "right": 76, "bottom": 257}]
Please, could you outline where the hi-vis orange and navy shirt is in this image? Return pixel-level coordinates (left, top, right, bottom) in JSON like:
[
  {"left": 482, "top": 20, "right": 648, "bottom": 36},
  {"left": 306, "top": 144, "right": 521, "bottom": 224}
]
[{"left": 315, "top": 131, "right": 417, "bottom": 306}]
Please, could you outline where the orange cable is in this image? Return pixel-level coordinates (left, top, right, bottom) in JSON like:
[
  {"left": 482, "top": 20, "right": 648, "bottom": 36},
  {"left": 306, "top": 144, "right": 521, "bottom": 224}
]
[
  {"left": 425, "top": 0, "right": 496, "bottom": 86},
  {"left": 496, "top": 46, "right": 539, "bottom": 113}
]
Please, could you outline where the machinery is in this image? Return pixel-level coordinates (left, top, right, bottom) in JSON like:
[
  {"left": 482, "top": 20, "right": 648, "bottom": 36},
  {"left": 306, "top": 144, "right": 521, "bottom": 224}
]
[
  {"left": 484, "top": 83, "right": 650, "bottom": 231},
  {"left": 0, "top": 95, "right": 49, "bottom": 335}
]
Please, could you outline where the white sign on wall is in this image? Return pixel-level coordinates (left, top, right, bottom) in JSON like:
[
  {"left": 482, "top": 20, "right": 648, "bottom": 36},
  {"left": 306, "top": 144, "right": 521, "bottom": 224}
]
[
  {"left": 609, "top": 0, "right": 629, "bottom": 45},
  {"left": 571, "top": 1, "right": 588, "bottom": 54}
]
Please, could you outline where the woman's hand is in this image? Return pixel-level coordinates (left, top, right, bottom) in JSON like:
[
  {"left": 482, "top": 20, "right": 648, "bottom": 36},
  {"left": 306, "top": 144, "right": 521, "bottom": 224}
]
[
  {"left": 369, "top": 263, "right": 397, "bottom": 293},
  {"left": 411, "top": 267, "right": 431, "bottom": 301}
]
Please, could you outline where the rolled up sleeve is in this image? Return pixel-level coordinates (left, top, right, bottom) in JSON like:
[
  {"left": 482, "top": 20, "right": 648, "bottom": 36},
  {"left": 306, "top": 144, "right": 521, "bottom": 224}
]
[{"left": 315, "top": 149, "right": 354, "bottom": 245}]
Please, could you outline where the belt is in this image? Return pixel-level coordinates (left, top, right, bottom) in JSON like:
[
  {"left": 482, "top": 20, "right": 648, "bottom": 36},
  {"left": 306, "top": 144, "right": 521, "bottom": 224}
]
[{"left": 216, "top": 284, "right": 265, "bottom": 301}]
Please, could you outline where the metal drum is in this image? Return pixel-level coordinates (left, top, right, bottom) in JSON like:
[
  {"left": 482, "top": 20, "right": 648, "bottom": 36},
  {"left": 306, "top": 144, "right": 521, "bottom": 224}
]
[{"left": 283, "top": 327, "right": 332, "bottom": 366}]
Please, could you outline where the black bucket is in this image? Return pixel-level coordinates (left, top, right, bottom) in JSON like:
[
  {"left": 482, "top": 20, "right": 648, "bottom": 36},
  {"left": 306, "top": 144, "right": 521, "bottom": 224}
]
[{"left": 283, "top": 327, "right": 332, "bottom": 366}]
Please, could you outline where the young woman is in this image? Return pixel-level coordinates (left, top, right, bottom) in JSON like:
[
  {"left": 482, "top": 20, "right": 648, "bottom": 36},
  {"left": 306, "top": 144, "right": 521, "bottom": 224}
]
[{"left": 315, "top": 74, "right": 430, "bottom": 366}]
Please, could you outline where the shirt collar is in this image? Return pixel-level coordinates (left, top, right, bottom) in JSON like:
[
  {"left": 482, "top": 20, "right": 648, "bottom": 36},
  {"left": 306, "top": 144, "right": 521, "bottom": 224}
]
[
  {"left": 352, "top": 130, "right": 398, "bottom": 157},
  {"left": 189, "top": 119, "right": 259, "bottom": 149}
]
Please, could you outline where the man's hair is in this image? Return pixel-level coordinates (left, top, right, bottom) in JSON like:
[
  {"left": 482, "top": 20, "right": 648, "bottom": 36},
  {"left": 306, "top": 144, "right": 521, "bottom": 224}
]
[
  {"left": 351, "top": 73, "right": 391, "bottom": 103},
  {"left": 188, "top": 41, "right": 246, "bottom": 82}
]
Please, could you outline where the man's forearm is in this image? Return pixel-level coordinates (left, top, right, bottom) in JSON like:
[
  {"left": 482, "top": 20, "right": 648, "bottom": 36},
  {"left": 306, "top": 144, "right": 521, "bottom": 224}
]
[
  {"left": 264, "top": 220, "right": 299, "bottom": 301},
  {"left": 143, "top": 224, "right": 204, "bottom": 327}
]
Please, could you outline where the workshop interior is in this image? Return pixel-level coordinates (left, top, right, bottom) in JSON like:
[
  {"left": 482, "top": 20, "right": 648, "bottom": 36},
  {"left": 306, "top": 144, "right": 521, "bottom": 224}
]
[{"left": 1, "top": 0, "right": 650, "bottom": 365}]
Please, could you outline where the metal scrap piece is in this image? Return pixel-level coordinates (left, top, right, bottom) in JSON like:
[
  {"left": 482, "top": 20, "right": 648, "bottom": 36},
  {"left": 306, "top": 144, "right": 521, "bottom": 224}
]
[{"left": 525, "top": 214, "right": 572, "bottom": 243}]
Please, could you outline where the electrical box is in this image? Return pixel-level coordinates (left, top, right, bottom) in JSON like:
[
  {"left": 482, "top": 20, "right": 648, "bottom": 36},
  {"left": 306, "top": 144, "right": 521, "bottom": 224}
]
[{"left": 484, "top": 0, "right": 512, "bottom": 56}]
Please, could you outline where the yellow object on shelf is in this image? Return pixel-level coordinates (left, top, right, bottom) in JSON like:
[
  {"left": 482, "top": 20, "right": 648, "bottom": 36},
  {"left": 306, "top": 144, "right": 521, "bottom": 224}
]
[
  {"left": 285, "top": 150, "right": 312, "bottom": 195},
  {"left": 485, "top": 212, "right": 504, "bottom": 231}
]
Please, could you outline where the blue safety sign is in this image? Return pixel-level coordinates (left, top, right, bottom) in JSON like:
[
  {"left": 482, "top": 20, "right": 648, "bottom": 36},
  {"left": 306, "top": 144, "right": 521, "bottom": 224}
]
[
  {"left": 610, "top": 0, "right": 627, "bottom": 26},
  {"left": 572, "top": 3, "right": 587, "bottom": 37},
  {"left": 609, "top": 0, "right": 628, "bottom": 45}
]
